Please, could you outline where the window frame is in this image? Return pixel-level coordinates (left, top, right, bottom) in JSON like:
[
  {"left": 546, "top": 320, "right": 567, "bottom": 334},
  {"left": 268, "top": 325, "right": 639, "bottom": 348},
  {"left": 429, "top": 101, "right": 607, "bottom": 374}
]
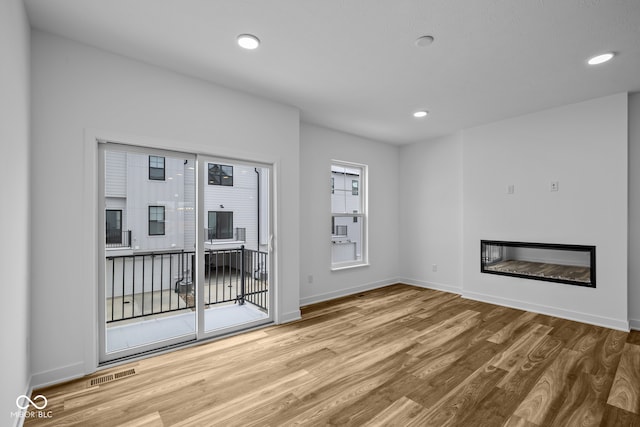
[
  {"left": 148, "top": 205, "right": 165, "bottom": 236},
  {"left": 208, "top": 163, "right": 234, "bottom": 186},
  {"left": 148, "top": 155, "right": 166, "bottom": 181},
  {"left": 208, "top": 211, "right": 234, "bottom": 240},
  {"left": 330, "top": 160, "right": 368, "bottom": 270}
]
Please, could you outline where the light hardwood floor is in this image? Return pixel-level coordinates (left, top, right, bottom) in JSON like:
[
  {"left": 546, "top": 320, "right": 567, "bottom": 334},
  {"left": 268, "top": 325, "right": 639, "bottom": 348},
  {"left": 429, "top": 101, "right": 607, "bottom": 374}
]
[{"left": 24, "top": 284, "right": 640, "bottom": 426}]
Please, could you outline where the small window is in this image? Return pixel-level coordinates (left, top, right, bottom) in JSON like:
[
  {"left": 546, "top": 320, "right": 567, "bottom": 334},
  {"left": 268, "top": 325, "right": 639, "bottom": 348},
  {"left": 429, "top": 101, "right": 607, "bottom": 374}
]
[
  {"left": 208, "top": 164, "right": 233, "bottom": 186},
  {"left": 208, "top": 211, "right": 233, "bottom": 239},
  {"left": 148, "top": 206, "right": 165, "bottom": 236},
  {"left": 352, "top": 180, "right": 359, "bottom": 196},
  {"left": 149, "top": 156, "right": 165, "bottom": 181}
]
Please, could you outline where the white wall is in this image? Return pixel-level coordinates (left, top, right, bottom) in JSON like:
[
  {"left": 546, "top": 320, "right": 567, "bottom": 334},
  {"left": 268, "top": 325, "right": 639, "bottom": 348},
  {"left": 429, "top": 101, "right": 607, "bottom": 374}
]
[
  {"left": 399, "top": 133, "right": 463, "bottom": 293},
  {"left": 30, "top": 30, "right": 300, "bottom": 386},
  {"left": 629, "top": 92, "right": 640, "bottom": 328},
  {"left": 299, "top": 123, "right": 400, "bottom": 305},
  {"left": 462, "top": 94, "right": 628, "bottom": 330},
  {"left": 0, "top": 0, "right": 31, "bottom": 425}
]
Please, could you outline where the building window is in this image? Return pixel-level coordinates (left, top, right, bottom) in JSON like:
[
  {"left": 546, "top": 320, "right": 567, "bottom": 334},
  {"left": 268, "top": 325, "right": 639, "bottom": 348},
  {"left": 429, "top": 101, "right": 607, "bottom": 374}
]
[
  {"left": 106, "top": 210, "right": 122, "bottom": 244},
  {"left": 208, "top": 164, "right": 233, "bottom": 186},
  {"left": 331, "top": 161, "right": 367, "bottom": 269},
  {"left": 149, "top": 156, "right": 165, "bottom": 181},
  {"left": 208, "top": 211, "right": 233, "bottom": 240},
  {"left": 148, "top": 206, "right": 165, "bottom": 236}
]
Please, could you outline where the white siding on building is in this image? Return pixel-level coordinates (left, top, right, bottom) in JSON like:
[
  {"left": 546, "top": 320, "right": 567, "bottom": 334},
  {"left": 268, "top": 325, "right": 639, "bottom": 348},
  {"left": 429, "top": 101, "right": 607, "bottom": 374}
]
[
  {"left": 104, "top": 151, "right": 191, "bottom": 252},
  {"left": 127, "top": 153, "right": 189, "bottom": 251},
  {"left": 204, "top": 163, "right": 263, "bottom": 251},
  {"left": 183, "top": 159, "right": 196, "bottom": 250},
  {"left": 105, "top": 150, "right": 127, "bottom": 197},
  {"left": 105, "top": 152, "right": 268, "bottom": 253}
]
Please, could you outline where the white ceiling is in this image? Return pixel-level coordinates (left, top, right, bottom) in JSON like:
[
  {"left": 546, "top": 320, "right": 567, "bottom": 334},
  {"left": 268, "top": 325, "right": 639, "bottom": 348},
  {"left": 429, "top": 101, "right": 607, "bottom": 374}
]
[{"left": 24, "top": 0, "right": 640, "bottom": 145}]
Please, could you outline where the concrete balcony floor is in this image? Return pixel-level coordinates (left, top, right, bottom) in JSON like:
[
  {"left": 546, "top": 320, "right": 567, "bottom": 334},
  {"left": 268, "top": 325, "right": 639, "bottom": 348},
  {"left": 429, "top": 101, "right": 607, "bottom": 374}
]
[{"left": 106, "top": 303, "right": 269, "bottom": 353}]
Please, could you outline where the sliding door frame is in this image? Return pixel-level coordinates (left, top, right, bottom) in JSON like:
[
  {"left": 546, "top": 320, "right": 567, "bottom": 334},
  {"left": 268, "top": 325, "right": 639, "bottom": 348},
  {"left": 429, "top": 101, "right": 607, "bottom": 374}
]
[{"left": 91, "top": 133, "right": 277, "bottom": 368}]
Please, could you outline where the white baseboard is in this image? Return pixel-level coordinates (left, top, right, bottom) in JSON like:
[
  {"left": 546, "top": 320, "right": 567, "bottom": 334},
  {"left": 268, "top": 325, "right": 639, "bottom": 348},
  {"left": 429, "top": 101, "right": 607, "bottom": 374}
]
[
  {"left": 299, "top": 277, "right": 399, "bottom": 307},
  {"left": 630, "top": 319, "right": 640, "bottom": 331},
  {"left": 394, "top": 280, "right": 630, "bottom": 331},
  {"left": 398, "top": 277, "right": 462, "bottom": 295},
  {"left": 279, "top": 309, "right": 302, "bottom": 324},
  {"left": 462, "top": 290, "right": 630, "bottom": 332},
  {"left": 30, "top": 362, "right": 86, "bottom": 390}
]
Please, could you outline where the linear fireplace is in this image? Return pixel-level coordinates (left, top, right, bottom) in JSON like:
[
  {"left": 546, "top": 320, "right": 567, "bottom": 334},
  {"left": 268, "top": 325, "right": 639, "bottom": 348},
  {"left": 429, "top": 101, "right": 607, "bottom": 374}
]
[{"left": 480, "top": 240, "right": 596, "bottom": 288}]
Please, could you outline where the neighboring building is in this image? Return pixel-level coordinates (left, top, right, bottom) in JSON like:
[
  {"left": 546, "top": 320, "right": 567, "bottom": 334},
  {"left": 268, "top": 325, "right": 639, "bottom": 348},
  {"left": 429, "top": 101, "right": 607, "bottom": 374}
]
[
  {"left": 105, "top": 152, "right": 194, "bottom": 253},
  {"left": 203, "top": 161, "right": 270, "bottom": 252},
  {"left": 105, "top": 151, "right": 268, "bottom": 254}
]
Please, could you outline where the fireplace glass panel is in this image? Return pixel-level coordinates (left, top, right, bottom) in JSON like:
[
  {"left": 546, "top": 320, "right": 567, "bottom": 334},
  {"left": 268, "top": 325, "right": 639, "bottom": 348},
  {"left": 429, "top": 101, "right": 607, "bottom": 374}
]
[{"left": 480, "top": 240, "right": 595, "bottom": 288}]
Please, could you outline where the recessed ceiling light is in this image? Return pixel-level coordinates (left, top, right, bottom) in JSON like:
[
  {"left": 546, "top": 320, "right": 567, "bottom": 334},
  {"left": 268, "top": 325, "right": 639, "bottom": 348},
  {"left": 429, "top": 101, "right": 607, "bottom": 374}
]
[
  {"left": 237, "top": 34, "right": 260, "bottom": 50},
  {"left": 415, "top": 35, "right": 435, "bottom": 47},
  {"left": 587, "top": 52, "right": 614, "bottom": 65},
  {"left": 413, "top": 110, "right": 429, "bottom": 118}
]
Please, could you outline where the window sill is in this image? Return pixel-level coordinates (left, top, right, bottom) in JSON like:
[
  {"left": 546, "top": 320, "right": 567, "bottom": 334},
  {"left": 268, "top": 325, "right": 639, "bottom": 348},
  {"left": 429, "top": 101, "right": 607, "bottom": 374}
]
[
  {"left": 331, "top": 262, "right": 369, "bottom": 272},
  {"left": 205, "top": 240, "right": 245, "bottom": 246},
  {"left": 105, "top": 247, "right": 134, "bottom": 256},
  {"left": 204, "top": 240, "right": 246, "bottom": 250}
]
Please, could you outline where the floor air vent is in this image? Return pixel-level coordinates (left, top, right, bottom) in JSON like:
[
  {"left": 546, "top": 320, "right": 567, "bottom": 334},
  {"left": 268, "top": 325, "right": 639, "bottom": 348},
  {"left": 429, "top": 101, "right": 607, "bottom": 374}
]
[
  {"left": 114, "top": 368, "right": 136, "bottom": 379},
  {"left": 89, "top": 374, "right": 113, "bottom": 386},
  {"left": 89, "top": 368, "right": 136, "bottom": 387}
]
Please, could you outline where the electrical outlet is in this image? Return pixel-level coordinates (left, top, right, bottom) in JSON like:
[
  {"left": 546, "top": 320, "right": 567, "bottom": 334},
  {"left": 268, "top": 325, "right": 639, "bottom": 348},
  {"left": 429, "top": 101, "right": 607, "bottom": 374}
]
[
  {"left": 550, "top": 181, "right": 559, "bottom": 192},
  {"left": 507, "top": 184, "right": 515, "bottom": 194},
  {"left": 307, "top": 275, "right": 313, "bottom": 284},
  {"left": 432, "top": 264, "right": 438, "bottom": 272}
]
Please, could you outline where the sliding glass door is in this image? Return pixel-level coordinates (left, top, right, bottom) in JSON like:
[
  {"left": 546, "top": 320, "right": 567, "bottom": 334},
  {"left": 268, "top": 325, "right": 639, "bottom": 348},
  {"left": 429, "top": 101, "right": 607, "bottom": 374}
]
[{"left": 98, "top": 143, "right": 273, "bottom": 363}]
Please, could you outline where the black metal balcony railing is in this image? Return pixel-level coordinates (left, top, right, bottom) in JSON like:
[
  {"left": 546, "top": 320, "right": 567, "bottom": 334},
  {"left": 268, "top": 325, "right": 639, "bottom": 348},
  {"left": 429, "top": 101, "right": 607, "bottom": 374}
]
[
  {"left": 106, "top": 230, "right": 132, "bottom": 248},
  {"left": 105, "top": 246, "right": 268, "bottom": 323},
  {"left": 204, "top": 247, "right": 267, "bottom": 310}
]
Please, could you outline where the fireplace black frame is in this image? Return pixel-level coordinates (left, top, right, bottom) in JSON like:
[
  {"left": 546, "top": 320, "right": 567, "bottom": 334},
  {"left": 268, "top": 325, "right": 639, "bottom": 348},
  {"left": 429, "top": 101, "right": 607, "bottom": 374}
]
[{"left": 480, "top": 240, "right": 596, "bottom": 288}]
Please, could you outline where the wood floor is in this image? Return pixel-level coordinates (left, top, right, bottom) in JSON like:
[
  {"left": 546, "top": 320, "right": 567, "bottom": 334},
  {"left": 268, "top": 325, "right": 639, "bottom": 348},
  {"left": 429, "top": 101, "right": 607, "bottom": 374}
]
[{"left": 25, "top": 284, "right": 640, "bottom": 426}]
